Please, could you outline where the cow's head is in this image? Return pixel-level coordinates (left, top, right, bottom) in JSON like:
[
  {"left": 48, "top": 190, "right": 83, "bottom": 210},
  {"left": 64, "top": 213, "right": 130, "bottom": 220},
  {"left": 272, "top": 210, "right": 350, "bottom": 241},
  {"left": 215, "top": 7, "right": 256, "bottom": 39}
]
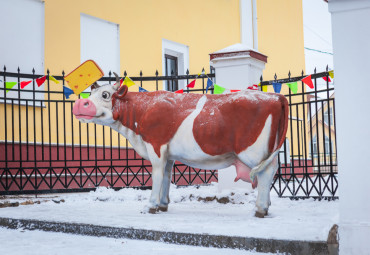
[{"left": 72, "top": 73, "right": 128, "bottom": 126}]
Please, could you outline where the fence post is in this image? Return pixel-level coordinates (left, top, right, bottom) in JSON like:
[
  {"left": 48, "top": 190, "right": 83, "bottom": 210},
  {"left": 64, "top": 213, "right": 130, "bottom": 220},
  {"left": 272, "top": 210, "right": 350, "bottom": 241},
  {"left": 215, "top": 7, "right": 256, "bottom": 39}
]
[{"left": 209, "top": 43, "right": 267, "bottom": 192}]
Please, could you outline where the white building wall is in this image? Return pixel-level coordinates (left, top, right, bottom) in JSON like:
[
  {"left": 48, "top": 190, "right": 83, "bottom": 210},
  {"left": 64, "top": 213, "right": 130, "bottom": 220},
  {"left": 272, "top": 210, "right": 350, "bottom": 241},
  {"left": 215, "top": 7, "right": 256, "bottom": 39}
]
[{"left": 329, "top": 1, "right": 370, "bottom": 254}]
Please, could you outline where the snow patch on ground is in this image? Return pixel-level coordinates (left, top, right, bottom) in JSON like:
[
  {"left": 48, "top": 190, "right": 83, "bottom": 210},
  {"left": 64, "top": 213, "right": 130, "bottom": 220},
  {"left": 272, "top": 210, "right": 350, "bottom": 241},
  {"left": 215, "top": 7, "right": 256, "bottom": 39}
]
[
  {"left": 0, "top": 228, "right": 282, "bottom": 255},
  {"left": 0, "top": 183, "right": 338, "bottom": 242}
]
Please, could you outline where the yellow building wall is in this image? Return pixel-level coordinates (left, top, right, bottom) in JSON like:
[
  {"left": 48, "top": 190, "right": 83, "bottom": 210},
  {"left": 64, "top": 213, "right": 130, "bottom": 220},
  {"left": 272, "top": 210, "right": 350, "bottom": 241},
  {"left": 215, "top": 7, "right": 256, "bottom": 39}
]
[{"left": 1, "top": 0, "right": 307, "bottom": 149}]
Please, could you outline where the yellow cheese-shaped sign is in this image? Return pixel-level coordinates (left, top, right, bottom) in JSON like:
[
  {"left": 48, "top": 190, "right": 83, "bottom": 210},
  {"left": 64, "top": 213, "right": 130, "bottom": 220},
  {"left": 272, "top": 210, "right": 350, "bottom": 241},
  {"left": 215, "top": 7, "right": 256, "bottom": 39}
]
[{"left": 65, "top": 60, "right": 104, "bottom": 95}]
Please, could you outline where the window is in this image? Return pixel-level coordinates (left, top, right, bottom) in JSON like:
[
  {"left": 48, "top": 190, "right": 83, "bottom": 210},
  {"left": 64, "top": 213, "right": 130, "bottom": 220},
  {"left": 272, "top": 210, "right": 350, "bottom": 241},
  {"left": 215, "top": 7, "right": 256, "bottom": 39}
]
[
  {"left": 311, "top": 135, "right": 318, "bottom": 156},
  {"left": 162, "top": 39, "right": 189, "bottom": 91},
  {"left": 165, "top": 54, "right": 178, "bottom": 91},
  {"left": 324, "top": 107, "right": 333, "bottom": 126},
  {"left": 0, "top": 0, "right": 44, "bottom": 106},
  {"left": 80, "top": 14, "right": 120, "bottom": 91},
  {"left": 311, "top": 135, "right": 332, "bottom": 157}
]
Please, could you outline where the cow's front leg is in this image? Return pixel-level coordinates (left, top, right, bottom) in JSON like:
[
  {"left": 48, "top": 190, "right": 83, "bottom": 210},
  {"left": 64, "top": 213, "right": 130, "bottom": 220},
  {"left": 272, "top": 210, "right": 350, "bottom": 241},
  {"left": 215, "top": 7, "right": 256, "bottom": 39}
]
[
  {"left": 255, "top": 156, "right": 278, "bottom": 218},
  {"left": 158, "top": 160, "right": 174, "bottom": 212},
  {"left": 148, "top": 162, "right": 166, "bottom": 213},
  {"left": 145, "top": 144, "right": 169, "bottom": 214}
]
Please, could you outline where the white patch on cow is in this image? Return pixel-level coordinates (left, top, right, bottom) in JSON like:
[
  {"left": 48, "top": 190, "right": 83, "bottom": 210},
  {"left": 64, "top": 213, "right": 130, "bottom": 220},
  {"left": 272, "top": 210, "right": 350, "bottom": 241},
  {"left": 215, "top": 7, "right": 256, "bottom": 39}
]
[
  {"left": 113, "top": 124, "right": 149, "bottom": 160},
  {"left": 135, "top": 122, "right": 138, "bottom": 128},
  {"left": 210, "top": 110, "right": 214, "bottom": 116},
  {"left": 237, "top": 114, "right": 272, "bottom": 168},
  {"left": 169, "top": 96, "right": 235, "bottom": 169}
]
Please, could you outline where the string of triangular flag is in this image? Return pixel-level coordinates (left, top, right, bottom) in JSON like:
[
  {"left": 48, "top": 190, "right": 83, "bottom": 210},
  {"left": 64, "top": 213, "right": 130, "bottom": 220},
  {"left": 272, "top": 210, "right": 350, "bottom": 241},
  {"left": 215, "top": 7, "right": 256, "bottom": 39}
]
[{"left": 3, "top": 75, "right": 60, "bottom": 94}]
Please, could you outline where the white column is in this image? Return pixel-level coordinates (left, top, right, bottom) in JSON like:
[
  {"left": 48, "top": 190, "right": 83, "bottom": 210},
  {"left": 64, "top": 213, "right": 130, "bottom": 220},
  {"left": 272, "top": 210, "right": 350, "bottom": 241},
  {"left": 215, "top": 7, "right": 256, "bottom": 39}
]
[
  {"left": 210, "top": 44, "right": 267, "bottom": 192},
  {"left": 328, "top": 1, "right": 370, "bottom": 254}
]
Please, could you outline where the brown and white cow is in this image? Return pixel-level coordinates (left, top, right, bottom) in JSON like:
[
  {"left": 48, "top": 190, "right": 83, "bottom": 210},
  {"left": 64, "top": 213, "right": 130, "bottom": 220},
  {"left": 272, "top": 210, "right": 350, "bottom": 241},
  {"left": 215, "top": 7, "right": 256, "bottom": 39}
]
[{"left": 72, "top": 74, "right": 288, "bottom": 217}]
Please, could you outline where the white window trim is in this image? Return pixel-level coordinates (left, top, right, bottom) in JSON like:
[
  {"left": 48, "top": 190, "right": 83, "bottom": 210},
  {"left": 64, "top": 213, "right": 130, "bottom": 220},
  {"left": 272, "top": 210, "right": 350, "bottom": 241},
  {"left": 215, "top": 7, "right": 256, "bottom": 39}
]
[{"left": 162, "top": 39, "right": 189, "bottom": 90}]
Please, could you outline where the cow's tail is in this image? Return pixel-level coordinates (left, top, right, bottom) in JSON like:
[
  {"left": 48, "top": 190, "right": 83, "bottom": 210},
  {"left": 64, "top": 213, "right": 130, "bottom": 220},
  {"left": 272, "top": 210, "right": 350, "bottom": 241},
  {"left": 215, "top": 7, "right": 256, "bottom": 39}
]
[{"left": 250, "top": 96, "right": 289, "bottom": 182}]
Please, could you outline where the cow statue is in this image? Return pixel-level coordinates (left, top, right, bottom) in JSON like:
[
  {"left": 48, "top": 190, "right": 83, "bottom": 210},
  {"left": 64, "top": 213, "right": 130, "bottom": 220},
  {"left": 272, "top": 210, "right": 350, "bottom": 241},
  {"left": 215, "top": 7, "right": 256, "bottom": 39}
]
[{"left": 72, "top": 73, "right": 288, "bottom": 218}]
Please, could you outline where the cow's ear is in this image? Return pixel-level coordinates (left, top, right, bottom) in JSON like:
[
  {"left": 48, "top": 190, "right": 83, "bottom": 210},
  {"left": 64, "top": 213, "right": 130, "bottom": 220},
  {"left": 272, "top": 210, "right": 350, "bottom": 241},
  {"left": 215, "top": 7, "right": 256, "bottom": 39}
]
[
  {"left": 91, "top": 82, "right": 100, "bottom": 91},
  {"left": 114, "top": 85, "right": 128, "bottom": 99}
]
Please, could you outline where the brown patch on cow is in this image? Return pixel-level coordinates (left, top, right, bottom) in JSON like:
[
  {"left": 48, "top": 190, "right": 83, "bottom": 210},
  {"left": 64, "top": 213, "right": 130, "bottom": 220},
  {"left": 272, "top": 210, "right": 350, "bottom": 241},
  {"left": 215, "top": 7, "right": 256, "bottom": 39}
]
[
  {"left": 193, "top": 91, "right": 288, "bottom": 155},
  {"left": 112, "top": 91, "right": 199, "bottom": 158}
]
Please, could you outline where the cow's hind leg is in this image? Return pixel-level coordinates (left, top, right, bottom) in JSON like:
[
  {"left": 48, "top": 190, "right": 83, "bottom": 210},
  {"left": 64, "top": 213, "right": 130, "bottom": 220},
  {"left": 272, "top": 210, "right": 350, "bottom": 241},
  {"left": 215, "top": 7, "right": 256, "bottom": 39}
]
[
  {"left": 158, "top": 160, "right": 174, "bottom": 212},
  {"left": 255, "top": 156, "right": 278, "bottom": 218}
]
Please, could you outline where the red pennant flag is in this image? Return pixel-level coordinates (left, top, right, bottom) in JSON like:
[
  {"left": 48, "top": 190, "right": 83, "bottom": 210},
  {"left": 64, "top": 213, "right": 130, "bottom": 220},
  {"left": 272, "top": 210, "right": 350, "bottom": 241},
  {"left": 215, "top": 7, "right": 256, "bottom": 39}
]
[
  {"left": 175, "top": 89, "right": 184, "bottom": 94},
  {"left": 301, "top": 75, "right": 314, "bottom": 89},
  {"left": 120, "top": 78, "right": 123, "bottom": 86},
  {"left": 323, "top": 76, "right": 331, "bottom": 82},
  {"left": 186, "top": 80, "right": 196, "bottom": 88},
  {"left": 230, "top": 90, "right": 240, "bottom": 92},
  {"left": 36, "top": 76, "right": 46, "bottom": 87},
  {"left": 247, "top": 84, "right": 258, "bottom": 90},
  {"left": 20, "top": 80, "right": 32, "bottom": 89}
]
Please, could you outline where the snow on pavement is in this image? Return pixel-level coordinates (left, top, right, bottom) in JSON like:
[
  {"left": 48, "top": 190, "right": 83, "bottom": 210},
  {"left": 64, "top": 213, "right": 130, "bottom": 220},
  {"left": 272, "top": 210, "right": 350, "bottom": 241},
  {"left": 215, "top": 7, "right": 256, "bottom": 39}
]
[
  {"left": 0, "top": 227, "right": 280, "bottom": 255},
  {"left": 0, "top": 183, "right": 339, "bottom": 242}
]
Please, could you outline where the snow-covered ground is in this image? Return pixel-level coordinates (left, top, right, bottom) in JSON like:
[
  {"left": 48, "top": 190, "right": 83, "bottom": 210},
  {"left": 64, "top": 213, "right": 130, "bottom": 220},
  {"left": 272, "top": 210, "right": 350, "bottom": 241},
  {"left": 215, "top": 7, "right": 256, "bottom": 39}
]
[
  {"left": 0, "top": 183, "right": 338, "bottom": 243},
  {"left": 0, "top": 228, "right": 280, "bottom": 255}
]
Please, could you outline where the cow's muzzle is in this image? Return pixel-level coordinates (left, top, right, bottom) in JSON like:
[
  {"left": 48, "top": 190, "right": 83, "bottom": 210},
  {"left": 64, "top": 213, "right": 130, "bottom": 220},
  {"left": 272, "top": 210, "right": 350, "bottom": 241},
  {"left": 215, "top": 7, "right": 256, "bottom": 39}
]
[{"left": 73, "top": 99, "right": 97, "bottom": 120}]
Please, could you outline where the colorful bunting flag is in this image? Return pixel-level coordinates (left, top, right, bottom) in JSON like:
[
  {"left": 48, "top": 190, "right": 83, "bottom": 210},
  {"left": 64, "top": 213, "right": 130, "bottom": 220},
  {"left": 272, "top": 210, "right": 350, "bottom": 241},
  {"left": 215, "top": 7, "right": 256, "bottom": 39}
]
[
  {"left": 80, "top": 92, "right": 90, "bottom": 99},
  {"left": 328, "top": 70, "right": 334, "bottom": 79},
  {"left": 48, "top": 75, "right": 59, "bottom": 84},
  {"left": 230, "top": 90, "right": 240, "bottom": 92},
  {"left": 287, "top": 82, "right": 298, "bottom": 94},
  {"left": 247, "top": 84, "right": 258, "bottom": 90},
  {"left": 36, "top": 76, "right": 46, "bottom": 87},
  {"left": 272, "top": 82, "right": 282, "bottom": 93},
  {"left": 186, "top": 80, "right": 196, "bottom": 88},
  {"left": 213, "top": 84, "right": 225, "bottom": 94},
  {"left": 122, "top": 77, "right": 135, "bottom": 87},
  {"left": 323, "top": 76, "right": 331, "bottom": 82},
  {"left": 120, "top": 78, "right": 124, "bottom": 86},
  {"left": 20, "top": 80, "right": 32, "bottom": 89},
  {"left": 302, "top": 75, "right": 314, "bottom": 89},
  {"left": 63, "top": 86, "right": 74, "bottom": 99},
  {"left": 206, "top": 78, "right": 213, "bottom": 94},
  {"left": 139, "top": 87, "right": 148, "bottom": 92},
  {"left": 5, "top": 82, "right": 17, "bottom": 93},
  {"left": 175, "top": 89, "right": 184, "bottom": 94},
  {"left": 261, "top": 85, "right": 268, "bottom": 92}
]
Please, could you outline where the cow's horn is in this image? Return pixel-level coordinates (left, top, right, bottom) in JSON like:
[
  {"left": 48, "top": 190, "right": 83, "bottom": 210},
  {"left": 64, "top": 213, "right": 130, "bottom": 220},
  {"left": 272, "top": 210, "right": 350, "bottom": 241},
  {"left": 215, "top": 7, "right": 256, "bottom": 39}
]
[
  {"left": 91, "top": 82, "right": 100, "bottom": 90},
  {"left": 113, "top": 72, "right": 120, "bottom": 90}
]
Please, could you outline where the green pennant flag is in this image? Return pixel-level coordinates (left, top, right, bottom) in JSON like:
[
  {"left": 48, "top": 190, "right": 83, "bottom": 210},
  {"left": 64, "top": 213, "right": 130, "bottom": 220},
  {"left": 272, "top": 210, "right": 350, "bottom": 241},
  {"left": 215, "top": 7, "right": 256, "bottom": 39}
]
[
  {"left": 5, "top": 82, "right": 17, "bottom": 93},
  {"left": 80, "top": 92, "right": 90, "bottom": 99},
  {"left": 286, "top": 82, "right": 298, "bottom": 94},
  {"left": 213, "top": 84, "right": 225, "bottom": 94}
]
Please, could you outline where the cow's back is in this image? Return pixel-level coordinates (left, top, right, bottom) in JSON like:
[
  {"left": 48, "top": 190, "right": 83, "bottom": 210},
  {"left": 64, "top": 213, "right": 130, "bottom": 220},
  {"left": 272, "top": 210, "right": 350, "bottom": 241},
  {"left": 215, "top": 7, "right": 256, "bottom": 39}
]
[{"left": 193, "top": 91, "right": 288, "bottom": 156}]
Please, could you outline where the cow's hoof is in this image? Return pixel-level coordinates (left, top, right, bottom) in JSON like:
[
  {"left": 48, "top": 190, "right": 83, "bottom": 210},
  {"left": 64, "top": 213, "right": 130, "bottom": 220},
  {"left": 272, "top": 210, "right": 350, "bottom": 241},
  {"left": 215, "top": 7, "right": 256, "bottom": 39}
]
[
  {"left": 148, "top": 207, "right": 158, "bottom": 214},
  {"left": 255, "top": 211, "right": 266, "bottom": 218},
  {"left": 158, "top": 206, "right": 168, "bottom": 212}
]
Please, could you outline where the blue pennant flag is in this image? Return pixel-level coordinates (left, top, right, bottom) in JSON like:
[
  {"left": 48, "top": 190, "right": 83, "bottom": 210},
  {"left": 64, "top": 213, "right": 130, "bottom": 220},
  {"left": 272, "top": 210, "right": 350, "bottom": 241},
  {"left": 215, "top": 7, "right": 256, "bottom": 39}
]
[
  {"left": 272, "top": 82, "right": 282, "bottom": 94},
  {"left": 206, "top": 78, "right": 213, "bottom": 94},
  {"left": 139, "top": 87, "right": 148, "bottom": 92},
  {"left": 63, "top": 86, "right": 74, "bottom": 99}
]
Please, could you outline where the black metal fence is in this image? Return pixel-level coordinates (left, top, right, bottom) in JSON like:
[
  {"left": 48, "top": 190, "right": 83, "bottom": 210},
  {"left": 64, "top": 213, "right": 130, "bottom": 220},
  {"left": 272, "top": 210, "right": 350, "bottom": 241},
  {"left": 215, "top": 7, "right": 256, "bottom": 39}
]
[
  {"left": 261, "top": 68, "right": 338, "bottom": 199},
  {"left": 0, "top": 66, "right": 337, "bottom": 199}
]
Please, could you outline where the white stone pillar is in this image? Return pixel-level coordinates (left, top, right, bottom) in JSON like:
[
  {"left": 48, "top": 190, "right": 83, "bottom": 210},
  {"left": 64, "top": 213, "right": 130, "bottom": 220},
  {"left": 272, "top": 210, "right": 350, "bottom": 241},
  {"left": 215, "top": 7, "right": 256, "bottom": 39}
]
[
  {"left": 328, "top": 1, "right": 370, "bottom": 254},
  {"left": 209, "top": 43, "right": 267, "bottom": 192}
]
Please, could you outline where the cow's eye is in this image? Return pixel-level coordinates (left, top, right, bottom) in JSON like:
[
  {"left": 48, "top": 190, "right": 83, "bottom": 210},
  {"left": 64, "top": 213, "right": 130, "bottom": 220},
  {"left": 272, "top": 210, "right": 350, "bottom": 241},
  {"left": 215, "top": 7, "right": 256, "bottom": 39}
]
[{"left": 102, "top": 91, "right": 110, "bottom": 99}]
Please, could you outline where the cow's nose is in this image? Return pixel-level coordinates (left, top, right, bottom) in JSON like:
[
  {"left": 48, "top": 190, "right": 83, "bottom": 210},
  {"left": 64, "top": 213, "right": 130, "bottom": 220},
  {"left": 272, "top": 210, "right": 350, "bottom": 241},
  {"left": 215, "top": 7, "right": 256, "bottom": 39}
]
[
  {"left": 82, "top": 99, "right": 90, "bottom": 107},
  {"left": 73, "top": 98, "right": 97, "bottom": 118}
]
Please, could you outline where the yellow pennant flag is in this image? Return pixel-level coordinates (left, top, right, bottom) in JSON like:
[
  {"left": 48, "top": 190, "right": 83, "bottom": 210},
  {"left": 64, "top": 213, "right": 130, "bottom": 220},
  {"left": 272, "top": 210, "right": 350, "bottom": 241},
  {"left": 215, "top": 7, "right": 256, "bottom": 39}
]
[
  {"left": 48, "top": 75, "right": 59, "bottom": 84},
  {"left": 261, "top": 85, "right": 268, "bottom": 92},
  {"left": 328, "top": 70, "right": 334, "bottom": 79},
  {"left": 123, "top": 77, "right": 135, "bottom": 87}
]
